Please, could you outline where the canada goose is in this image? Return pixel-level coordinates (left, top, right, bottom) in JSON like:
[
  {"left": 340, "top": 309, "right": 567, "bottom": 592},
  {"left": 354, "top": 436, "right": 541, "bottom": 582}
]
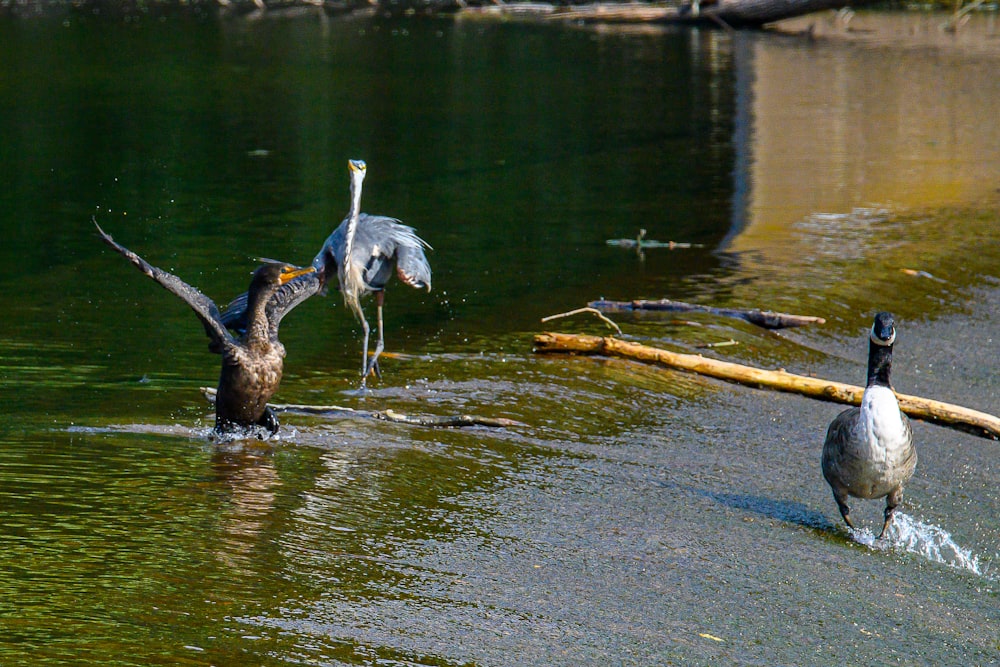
[{"left": 821, "top": 312, "right": 916, "bottom": 538}]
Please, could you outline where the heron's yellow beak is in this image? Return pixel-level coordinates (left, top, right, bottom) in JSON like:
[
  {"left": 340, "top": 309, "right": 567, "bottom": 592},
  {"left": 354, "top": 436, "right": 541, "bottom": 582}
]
[{"left": 278, "top": 265, "right": 316, "bottom": 285}]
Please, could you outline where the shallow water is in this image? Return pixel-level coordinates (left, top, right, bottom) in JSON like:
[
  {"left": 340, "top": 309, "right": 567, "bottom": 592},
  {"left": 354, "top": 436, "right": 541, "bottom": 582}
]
[{"left": 0, "top": 9, "right": 999, "bottom": 665}]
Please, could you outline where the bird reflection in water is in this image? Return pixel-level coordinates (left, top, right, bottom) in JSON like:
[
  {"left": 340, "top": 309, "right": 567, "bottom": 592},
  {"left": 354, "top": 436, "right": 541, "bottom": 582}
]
[{"left": 210, "top": 448, "right": 282, "bottom": 575}]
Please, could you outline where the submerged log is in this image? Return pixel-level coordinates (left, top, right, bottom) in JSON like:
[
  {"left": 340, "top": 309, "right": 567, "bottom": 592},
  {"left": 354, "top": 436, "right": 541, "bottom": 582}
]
[
  {"left": 200, "top": 387, "right": 522, "bottom": 428},
  {"left": 606, "top": 229, "right": 705, "bottom": 250},
  {"left": 532, "top": 332, "right": 1000, "bottom": 440},
  {"left": 590, "top": 298, "right": 825, "bottom": 330},
  {"left": 456, "top": 0, "right": 879, "bottom": 28}
]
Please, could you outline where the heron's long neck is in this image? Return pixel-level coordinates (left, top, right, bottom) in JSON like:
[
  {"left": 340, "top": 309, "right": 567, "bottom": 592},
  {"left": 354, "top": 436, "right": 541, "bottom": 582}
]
[
  {"left": 341, "top": 171, "right": 365, "bottom": 315},
  {"left": 344, "top": 171, "right": 364, "bottom": 258}
]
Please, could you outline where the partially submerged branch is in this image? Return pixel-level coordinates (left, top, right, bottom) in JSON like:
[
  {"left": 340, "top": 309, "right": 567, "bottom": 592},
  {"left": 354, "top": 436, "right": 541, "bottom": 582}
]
[
  {"left": 606, "top": 229, "right": 705, "bottom": 251},
  {"left": 201, "top": 387, "right": 522, "bottom": 428},
  {"left": 590, "top": 298, "right": 826, "bottom": 330},
  {"left": 541, "top": 307, "right": 623, "bottom": 335},
  {"left": 455, "top": 0, "right": 880, "bottom": 28},
  {"left": 532, "top": 332, "right": 1000, "bottom": 440}
]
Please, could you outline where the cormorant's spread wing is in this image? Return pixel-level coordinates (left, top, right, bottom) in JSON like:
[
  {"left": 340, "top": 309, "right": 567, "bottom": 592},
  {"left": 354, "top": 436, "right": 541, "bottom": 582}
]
[
  {"left": 94, "top": 220, "right": 236, "bottom": 351},
  {"left": 311, "top": 221, "right": 346, "bottom": 289},
  {"left": 266, "top": 270, "right": 325, "bottom": 341},
  {"left": 220, "top": 292, "right": 250, "bottom": 334},
  {"left": 217, "top": 269, "right": 325, "bottom": 342}
]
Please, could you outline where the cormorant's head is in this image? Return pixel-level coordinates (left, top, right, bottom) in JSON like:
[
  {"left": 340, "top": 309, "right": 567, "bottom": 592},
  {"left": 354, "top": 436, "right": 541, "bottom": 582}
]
[
  {"left": 250, "top": 262, "right": 316, "bottom": 291},
  {"left": 869, "top": 311, "right": 896, "bottom": 347}
]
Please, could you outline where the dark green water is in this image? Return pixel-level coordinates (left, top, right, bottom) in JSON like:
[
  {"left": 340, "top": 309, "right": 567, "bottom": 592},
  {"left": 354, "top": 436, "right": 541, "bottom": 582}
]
[{"left": 0, "top": 10, "right": 999, "bottom": 665}]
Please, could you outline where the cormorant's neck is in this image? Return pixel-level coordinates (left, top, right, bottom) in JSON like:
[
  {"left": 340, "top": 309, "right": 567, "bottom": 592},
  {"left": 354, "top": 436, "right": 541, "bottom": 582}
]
[
  {"left": 866, "top": 340, "right": 894, "bottom": 389},
  {"left": 243, "top": 288, "right": 272, "bottom": 347}
]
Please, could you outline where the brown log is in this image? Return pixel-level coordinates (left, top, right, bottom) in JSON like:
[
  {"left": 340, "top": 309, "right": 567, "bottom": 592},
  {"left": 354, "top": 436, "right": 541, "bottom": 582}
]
[
  {"left": 589, "top": 298, "right": 825, "bottom": 329},
  {"left": 532, "top": 332, "right": 1000, "bottom": 440}
]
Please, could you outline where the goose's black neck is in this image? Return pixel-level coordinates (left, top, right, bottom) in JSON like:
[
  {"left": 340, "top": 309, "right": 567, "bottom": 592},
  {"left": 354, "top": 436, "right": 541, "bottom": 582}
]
[{"left": 867, "top": 340, "right": 894, "bottom": 389}]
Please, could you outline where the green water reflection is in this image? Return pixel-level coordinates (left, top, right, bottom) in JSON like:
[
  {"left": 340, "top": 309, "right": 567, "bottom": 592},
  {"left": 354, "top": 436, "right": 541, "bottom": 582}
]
[{"left": 0, "top": 10, "right": 998, "bottom": 666}]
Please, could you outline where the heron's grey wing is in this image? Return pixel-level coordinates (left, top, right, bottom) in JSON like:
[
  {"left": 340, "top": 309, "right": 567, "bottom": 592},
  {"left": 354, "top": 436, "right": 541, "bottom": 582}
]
[
  {"left": 356, "top": 215, "right": 432, "bottom": 291},
  {"left": 94, "top": 220, "right": 236, "bottom": 351},
  {"left": 386, "top": 221, "right": 432, "bottom": 291},
  {"left": 394, "top": 240, "right": 432, "bottom": 290},
  {"left": 265, "top": 270, "right": 326, "bottom": 341}
]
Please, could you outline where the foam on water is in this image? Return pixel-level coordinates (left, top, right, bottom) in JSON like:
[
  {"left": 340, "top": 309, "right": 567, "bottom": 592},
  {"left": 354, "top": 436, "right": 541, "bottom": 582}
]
[{"left": 849, "top": 512, "right": 987, "bottom": 578}]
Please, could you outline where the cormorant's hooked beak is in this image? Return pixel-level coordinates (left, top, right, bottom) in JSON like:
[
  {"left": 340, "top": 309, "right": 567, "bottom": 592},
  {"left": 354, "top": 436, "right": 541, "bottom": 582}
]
[{"left": 278, "top": 265, "right": 316, "bottom": 285}]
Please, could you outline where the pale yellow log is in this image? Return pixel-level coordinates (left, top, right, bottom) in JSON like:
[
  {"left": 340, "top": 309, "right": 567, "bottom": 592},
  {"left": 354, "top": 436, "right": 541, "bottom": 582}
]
[{"left": 533, "top": 332, "right": 1000, "bottom": 440}]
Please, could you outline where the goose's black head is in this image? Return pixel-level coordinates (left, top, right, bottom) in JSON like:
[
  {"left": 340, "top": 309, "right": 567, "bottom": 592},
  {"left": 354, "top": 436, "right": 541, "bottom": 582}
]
[
  {"left": 867, "top": 311, "right": 897, "bottom": 387},
  {"left": 870, "top": 311, "right": 896, "bottom": 348}
]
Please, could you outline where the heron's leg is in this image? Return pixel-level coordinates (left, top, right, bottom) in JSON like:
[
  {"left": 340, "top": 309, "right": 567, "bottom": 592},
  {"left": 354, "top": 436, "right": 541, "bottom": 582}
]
[
  {"left": 359, "top": 313, "right": 372, "bottom": 389},
  {"left": 368, "top": 291, "right": 386, "bottom": 380},
  {"left": 831, "top": 485, "right": 855, "bottom": 531},
  {"left": 878, "top": 487, "right": 903, "bottom": 539}
]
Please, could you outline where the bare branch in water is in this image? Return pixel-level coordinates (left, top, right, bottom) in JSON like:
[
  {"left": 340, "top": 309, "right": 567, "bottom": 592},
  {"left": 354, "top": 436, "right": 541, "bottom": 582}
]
[
  {"left": 541, "top": 307, "right": 623, "bottom": 335},
  {"left": 201, "top": 387, "right": 523, "bottom": 429}
]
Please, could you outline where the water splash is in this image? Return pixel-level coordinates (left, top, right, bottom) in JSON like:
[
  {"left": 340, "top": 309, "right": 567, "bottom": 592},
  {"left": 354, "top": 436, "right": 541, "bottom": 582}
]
[{"left": 849, "top": 512, "right": 987, "bottom": 578}]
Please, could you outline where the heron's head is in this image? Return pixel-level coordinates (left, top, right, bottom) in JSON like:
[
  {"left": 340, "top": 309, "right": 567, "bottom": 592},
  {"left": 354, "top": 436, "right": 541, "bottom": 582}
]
[
  {"left": 869, "top": 311, "right": 896, "bottom": 347},
  {"left": 349, "top": 159, "right": 367, "bottom": 180}
]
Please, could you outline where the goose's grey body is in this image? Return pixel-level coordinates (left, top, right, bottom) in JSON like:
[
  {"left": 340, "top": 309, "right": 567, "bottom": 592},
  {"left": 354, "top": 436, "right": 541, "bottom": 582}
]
[{"left": 821, "top": 312, "right": 916, "bottom": 538}]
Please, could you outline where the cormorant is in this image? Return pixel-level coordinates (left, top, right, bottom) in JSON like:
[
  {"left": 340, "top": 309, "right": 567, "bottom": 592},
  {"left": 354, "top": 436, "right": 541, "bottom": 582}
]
[{"left": 95, "top": 220, "right": 323, "bottom": 437}]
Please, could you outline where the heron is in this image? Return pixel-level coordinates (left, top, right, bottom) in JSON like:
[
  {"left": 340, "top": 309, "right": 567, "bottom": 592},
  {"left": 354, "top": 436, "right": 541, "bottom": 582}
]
[
  {"left": 821, "top": 312, "right": 916, "bottom": 539},
  {"left": 95, "top": 219, "right": 324, "bottom": 437},
  {"left": 311, "top": 159, "right": 432, "bottom": 389}
]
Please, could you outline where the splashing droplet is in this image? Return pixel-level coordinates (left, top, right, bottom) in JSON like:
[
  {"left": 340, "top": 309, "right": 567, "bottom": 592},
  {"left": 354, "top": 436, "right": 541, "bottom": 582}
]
[{"left": 849, "top": 513, "right": 985, "bottom": 577}]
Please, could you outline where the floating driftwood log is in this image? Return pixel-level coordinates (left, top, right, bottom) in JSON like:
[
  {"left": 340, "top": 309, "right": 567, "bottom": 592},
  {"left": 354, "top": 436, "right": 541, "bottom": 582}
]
[
  {"left": 532, "top": 332, "right": 1000, "bottom": 440},
  {"left": 201, "top": 387, "right": 521, "bottom": 428},
  {"left": 606, "top": 229, "right": 705, "bottom": 251},
  {"left": 456, "top": 0, "right": 879, "bottom": 28},
  {"left": 590, "top": 298, "right": 825, "bottom": 330}
]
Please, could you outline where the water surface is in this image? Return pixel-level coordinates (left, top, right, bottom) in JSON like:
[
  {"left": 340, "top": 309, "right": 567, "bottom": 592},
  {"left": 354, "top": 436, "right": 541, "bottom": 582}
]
[{"left": 0, "top": 11, "right": 998, "bottom": 665}]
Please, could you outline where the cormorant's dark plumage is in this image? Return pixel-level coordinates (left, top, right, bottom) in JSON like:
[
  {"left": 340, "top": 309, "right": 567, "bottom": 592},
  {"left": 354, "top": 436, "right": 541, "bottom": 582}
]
[{"left": 95, "top": 220, "right": 323, "bottom": 436}]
